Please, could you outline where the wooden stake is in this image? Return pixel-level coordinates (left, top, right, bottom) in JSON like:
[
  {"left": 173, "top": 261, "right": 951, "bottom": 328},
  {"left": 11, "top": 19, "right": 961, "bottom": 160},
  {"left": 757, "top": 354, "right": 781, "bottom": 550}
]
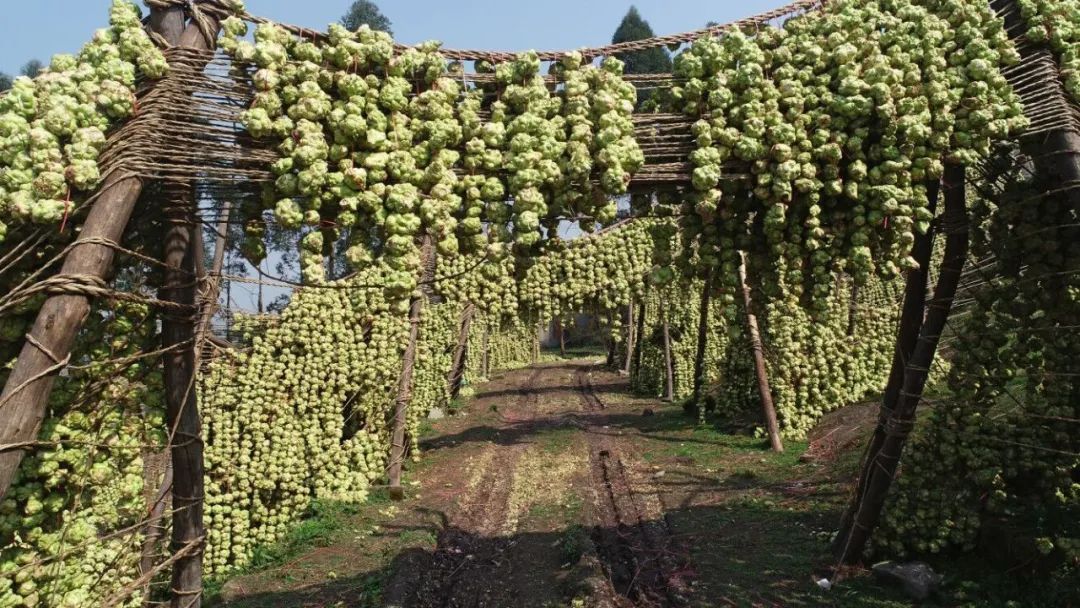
[
  {"left": 622, "top": 302, "right": 636, "bottom": 374},
  {"left": 738, "top": 253, "right": 783, "bottom": 453},
  {"left": 691, "top": 267, "right": 713, "bottom": 406},
  {"left": 481, "top": 323, "right": 490, "bottom": 377},
  {"left": 631, "top": 298, "right": 646, "bottom": 379},
  {"left": 446, "top": 302, "right": 475, "bottom": 400},
  {"left": 661, "top": 298, "right": 675, "bottom": 403},
  {"left": 388, "top": 236, "right": 434, "bottom": 500}
]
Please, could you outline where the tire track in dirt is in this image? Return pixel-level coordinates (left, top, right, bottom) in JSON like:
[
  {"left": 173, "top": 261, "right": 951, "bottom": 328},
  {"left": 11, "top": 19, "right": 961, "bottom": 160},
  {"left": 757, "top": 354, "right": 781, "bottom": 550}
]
[
  {"left": 575, "top": 363, "right": 688, "bottom": 608},
  {"left": 388, "top": 366, "right": 545, "bottom": 608}
]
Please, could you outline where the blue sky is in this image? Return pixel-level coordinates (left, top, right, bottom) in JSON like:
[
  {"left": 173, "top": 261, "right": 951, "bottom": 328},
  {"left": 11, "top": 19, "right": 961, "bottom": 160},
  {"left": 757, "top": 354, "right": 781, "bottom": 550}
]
[{"left": 1, "top": 0, "right": 781, "bottom": 76}]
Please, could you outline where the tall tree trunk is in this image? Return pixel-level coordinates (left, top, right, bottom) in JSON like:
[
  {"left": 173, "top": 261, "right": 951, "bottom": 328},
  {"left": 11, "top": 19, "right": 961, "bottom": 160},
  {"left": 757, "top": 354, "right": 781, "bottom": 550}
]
[
  {"left": 691, "top": 268, "right": 713, "bottom": 406},
  {"left": 738, "top": 253, "right": 783, "bottom": 453},
  {"left": 833, "top": 165, "right": 968, "bottom": 564},
  {"left": 833, "top": 180, "right": 941, "bottom": 558},
  {"left": 388, "top": 236, "right": 434, "bottom": 500},
  {"left": 447, "top": 303, "right": 475, "bottom": 400},
  {"left": 556, "top": 317, "right": 566, "bottom": 356}
]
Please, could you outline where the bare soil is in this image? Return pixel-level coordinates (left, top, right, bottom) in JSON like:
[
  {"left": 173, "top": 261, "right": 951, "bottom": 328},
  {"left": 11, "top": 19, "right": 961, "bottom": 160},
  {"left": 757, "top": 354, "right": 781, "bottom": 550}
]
[{"left": 215, "top": 360, "right": 920, "bottom": 608}]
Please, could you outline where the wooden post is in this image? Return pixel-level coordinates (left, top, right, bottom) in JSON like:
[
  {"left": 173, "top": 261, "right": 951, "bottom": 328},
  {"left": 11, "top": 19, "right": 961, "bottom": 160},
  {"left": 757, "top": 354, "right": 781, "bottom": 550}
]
[
  {"left": 691, "top": 268, "right": 713, "bottom": 406},
  {"left": 605, "top": 311, "right": 616, "bottom": 367},
  {"left": 738, "top": 253, "right": 783, "bottom": 453},
  {"left": 556, "top": 316, "right": 566, "bottom": 357},
  {"left": 481, "top": 322, "right": 490, "bottom": 377},
  {"left": 622, "top": 302, "right": 636, "bottom": 374},
  {"left": 139, "top": 463, "right": 173, "bottom": 601},
  {"left": 0, "top": 173, "right": 143, "bottom": 500},
  {"left": 833, "top": 180, "right": 940, "bottom": 558},
  {"left": 0, "top": 5, "right": 216, "bottom": 502},
  {"left": 161, "top": 17, "right": 222, "bottom": 608},
  {"left": 446, "top": 303, "right": 475, "bottom": 400},
  {"left": 834, "top": 165, "right": 968, "bottom": 564},
  {"left": 388, "top": 236, "right": 434, "bottom": 500},
  {"left": 661, "top": 299, "right": 675, "bottom": 403},
  {"left": 631, "top": 298, "right": 646, "bottom": 379},
  {"left": 846, "top": 283, "right": 860, "bottom": 337}
]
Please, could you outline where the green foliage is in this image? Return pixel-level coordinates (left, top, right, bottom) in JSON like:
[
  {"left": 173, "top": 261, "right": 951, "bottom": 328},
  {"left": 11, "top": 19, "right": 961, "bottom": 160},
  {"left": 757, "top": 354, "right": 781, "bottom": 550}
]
[
  {"left": 0, "top": 73, "right": 11, "bottom": 92},
  {"left": 341, "top": 0, "right": 393, "bottom": 36},
  {"left": 1018, "top": 0, "right": 1080, "bottom": 102},
  {"left": 611, "top": 7, "right": 673, "bottom": 75},
  {"left": 0, "top": 303, "right": 164, "bottom": 608},
  {"left": 667, "top": 0, "right": 1026, "bottom": 315},
  {"left": 0, "top": 0, "right": 168, "bottom": 244},
  {"left": 218, "top": 18, "right": 642, "bottom": 289}
]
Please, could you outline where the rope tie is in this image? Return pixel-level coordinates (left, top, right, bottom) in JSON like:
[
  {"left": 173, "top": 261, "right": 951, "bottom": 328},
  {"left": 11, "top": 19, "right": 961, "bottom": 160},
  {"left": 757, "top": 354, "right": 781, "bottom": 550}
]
[
  {"left": 187, "top": 1, "right": 218, "bottom": 49},
  {"left": 23, "top": 333, "right": 65, "bottom": 366}
]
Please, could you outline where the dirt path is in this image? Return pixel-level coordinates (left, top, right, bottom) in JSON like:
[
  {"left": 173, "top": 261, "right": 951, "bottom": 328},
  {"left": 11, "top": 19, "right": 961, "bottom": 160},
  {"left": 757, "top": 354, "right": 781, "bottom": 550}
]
[
  {"left": 218, "top": 359, "right": 916, "bottom": 608},
  {"left": 381, "top": 360, "right": 683, "bottom": 608}
]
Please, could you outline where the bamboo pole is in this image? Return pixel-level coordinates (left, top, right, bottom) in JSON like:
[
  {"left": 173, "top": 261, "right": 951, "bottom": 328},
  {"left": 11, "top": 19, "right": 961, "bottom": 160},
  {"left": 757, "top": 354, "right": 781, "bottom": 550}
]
[
  {"left": 738, "top": 253, "right": 783, "bottom": 453},
  {"left": 833, "top": 164, "right": 968, "bottom": 564}
]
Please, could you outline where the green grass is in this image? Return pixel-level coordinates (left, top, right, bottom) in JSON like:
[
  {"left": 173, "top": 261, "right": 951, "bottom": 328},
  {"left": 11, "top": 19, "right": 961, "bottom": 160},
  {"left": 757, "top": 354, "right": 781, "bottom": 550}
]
[
  {"left": 536, "top": 427, "right": 578, "bottom": 453},
  {"left": 204, "top": 492, "right": 391, "bottom": 603}
]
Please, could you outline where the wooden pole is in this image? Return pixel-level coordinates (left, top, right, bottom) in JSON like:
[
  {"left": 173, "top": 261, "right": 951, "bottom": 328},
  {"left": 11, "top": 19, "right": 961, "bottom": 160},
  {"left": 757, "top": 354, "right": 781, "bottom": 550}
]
[
  {"left": 738, "top": 253, "right": 783, "bottom": 453},
  {"left": 691, "top": 267, "right": 713, "bottom": 406},
  {"left": 481, "top": 322, "right": 490, "bottom": 377},
  {"left": 0, "top": 4, "right": 209, "bottom": 502},
  {"left": 661, "top": 298, "right": 675, "bottom": 403},
  {"left": 631, "top": 298, "right": 646, "bottom": 379},
  {"left": 556, "top": 316, "right": 566, "bottom": 357},
  {"left": 446, "top": 302, "right": 475, "bottom": 400},
  {"left": 622, "top": 302, "right": 636, "bottom": 374},
  {"left": 160, "top": 16, "right": 221, "bottom": 608},
  {"left": 834, "top": 165, "right": 968, "bottom": 564},
  {"left": 833, "top": 180, "right": 940, "bottom": 557},
  {"left": 139, "top": 463, "right": 173, "bottom": 602},
  {"left": 0, "top": 173, "right": 143, "bottom": 500},
  {"left": 388, "top": 236, "right": 434, "bottom": 500}
]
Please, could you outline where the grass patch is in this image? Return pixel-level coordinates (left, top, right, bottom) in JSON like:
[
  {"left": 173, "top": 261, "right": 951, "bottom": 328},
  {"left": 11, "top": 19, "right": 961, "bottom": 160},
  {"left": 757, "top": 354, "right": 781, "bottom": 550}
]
[{"left": 204, "top": 498, "right": 365, "bottom": 601}]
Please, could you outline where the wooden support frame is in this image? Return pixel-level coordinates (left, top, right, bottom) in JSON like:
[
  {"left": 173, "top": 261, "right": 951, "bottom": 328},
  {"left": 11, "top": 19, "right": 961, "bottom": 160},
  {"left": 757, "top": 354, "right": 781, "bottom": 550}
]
[{"left": 833, "top": 166, "right": 967, "bottom": 564}]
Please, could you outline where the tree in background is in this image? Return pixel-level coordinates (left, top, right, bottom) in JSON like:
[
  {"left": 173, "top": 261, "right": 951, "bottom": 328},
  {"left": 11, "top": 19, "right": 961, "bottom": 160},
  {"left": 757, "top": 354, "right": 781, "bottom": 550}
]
[
  {"left": 20, "top": 59, "right": 43, "bottom": 78},
  {"left": 341, "top": 0, "right": 393, "bottom": 35},
  {"left": 611, "top": 7, "right": 672, "bottom": 75},
  {"left": 0, "top": 73, "right": 11, "bottom": 92},
  {"left": 611, "top": 7, "right": 672, "bottom": 108}
]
